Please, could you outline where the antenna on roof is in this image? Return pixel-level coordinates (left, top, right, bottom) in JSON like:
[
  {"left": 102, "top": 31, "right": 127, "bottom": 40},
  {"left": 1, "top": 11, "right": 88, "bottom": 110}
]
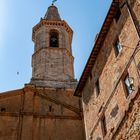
[{"left": 52, "top": 0, "right": 57, "bottom": 5}]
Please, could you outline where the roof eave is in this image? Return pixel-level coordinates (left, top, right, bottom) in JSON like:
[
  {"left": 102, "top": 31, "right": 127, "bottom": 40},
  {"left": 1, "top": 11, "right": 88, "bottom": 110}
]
[{"left": 74, "top": 0, "right": 120, "bottom": 97}]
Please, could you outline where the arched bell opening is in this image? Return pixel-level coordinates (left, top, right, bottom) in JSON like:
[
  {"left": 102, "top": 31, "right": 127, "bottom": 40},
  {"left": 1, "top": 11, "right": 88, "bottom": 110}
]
[{"left": 49, "top": 30, "right": 59, "bottom": 48}]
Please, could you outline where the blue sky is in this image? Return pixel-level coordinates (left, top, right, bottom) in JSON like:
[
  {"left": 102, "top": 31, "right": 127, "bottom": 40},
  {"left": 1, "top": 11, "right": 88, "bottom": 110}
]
[{"left": 0, "top": 0, "right": 112, "bottom": 92}]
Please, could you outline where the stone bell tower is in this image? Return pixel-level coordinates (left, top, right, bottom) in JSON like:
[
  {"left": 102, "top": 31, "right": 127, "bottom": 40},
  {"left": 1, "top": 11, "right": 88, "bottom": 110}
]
[
  {"left": 0, "top": 4, "right": 85, "bottom": 140},
  {"left": 31, "top": 4, "right": 77, "bottom": 88}
]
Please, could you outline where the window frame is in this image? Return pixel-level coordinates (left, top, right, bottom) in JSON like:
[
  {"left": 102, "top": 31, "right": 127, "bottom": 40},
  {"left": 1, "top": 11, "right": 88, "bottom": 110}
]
[
  {"left": 95, "top": 79, "right": 100, "bottom": 97},
  {"left": 122, "top": 72, "right": 133, "bottom": 98},
  {"left": 114, "top": 7, "right": 121, "bottom": 22},
  {"left": 114, "top": 39, "right": 122, "bottom": 57},
  {"left": 49, "top": 30, "right": 59, "bottom": 48}
]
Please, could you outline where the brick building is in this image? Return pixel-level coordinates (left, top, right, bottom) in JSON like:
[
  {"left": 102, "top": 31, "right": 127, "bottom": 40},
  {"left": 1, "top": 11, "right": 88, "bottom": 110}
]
[
  {"left": 74, "top": 0, "right": 140, "bottom": 140},
  {"left": 1, "top": 0, "right": 140, "bottom": 140},
  {"left": 0, "top": 4, "right": 85, "bottom": 140}
]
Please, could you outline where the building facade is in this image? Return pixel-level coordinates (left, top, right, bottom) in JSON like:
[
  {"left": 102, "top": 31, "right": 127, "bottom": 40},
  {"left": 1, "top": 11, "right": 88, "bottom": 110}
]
[
  {"left": 74, "top": 0, "right": 140, "bottom": 140},
  {"left": 1, "top": 1, "right": 140, "bottom": 140},
  {"left": 0, "top": 5, "right": 85, "bottom": 140}
]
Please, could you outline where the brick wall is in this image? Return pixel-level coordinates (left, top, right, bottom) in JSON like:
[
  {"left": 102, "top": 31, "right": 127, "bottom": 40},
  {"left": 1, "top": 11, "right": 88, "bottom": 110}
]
[
  {"left": 81, "top": 0, "right": 140, "bottom": 139},
  {"left": 0, "top": 85, "right": 85, "bottom": 140}
]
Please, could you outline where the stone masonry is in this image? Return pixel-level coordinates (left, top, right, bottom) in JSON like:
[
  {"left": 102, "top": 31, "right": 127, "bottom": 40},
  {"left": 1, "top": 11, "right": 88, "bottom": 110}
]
[
  {"left": 0, "top": 4, "right": 85, "bottom": 140},
  {"left": 0, "top": 1, "right": 140, "bottom": 140},
  {"left": 0, "top": 85, "right": 85, "bottom": 140},
  {"left": 74, "top": 0, "right": 140, "bottom": 140},
  {"left": 31, "top": 5, "right": 77, "bottom": 89}
]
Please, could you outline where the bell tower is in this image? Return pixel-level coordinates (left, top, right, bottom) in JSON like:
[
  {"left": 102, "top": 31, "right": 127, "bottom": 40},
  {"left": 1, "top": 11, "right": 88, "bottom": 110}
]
[
  {"left": 0, "top": 4, "right": 85, "bottom": 140},
  {"left": 31, "top": 4, "right": 77, "bottom": 88}
]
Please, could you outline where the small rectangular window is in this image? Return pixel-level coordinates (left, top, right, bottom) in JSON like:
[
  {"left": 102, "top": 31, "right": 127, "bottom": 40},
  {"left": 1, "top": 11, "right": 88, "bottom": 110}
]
[
  {"left": 96, "top": 137, "right": 101, "bottom": 140},
  {"left": 1, "top": 108, "right": 6, "bottom": 112},
  {"left": 90, "top": 73, "right": 92, "bottom": 81},
  {"left": 49, "top": 106, "right": 52, "bottom": 112},
  {"left": 95, "top": 79, "right": 100, "bottom": 97},
  {"left": 114, "top": 40, "right": 122, "bottom": 56},
  {"left": 114, "top": 8, "right": 121, "bottom": 22},
  {"left": 123, "top": 74, "right": 133, "bottom": 96},
  {"left": 101, "top": 115, "right": 107, "bottom": 137}
]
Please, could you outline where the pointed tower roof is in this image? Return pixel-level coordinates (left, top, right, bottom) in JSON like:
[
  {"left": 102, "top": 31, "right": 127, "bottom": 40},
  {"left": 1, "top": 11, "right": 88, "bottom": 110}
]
[{"left": 44, "top": 4, "right": 61, "bottom": 21}]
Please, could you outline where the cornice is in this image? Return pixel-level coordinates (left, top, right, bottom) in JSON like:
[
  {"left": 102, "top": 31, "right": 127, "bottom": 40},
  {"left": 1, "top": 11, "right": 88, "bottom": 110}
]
[
  {"left": 32, "top": 19, "right": 73, "bottom": 43},
  {"left": 0, "top": 89, "right": 23, "bottom": 99}
]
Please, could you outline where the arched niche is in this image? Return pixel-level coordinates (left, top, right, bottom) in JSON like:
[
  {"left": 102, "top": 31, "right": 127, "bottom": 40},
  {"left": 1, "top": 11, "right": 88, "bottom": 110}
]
[{"left": 49, "top": 30, "right": 59, "bottom": 48}]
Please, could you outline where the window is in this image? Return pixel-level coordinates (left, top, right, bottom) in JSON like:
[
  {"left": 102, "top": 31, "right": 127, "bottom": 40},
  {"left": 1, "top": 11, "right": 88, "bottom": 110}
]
[
  {"left": 114, "top": 8, "right": 121, "bottom": 22},
  {"left": 50, "top": 31, "right": 59, "bottom": 48},
  {"left": 101, "top": 115, "right": 107, "bottom": 137},
  {"left": 95, "top": 79, "right": 100, "bottom": 97},
  {"left": 110, "top": 105, "right": 119, "bottom": 118},
  {"left": 49, "top": 106, "right": 52, "bottom": 112},
  {"left": 96, "top": 137, "right": 101, "bottom": 140},
  {"left": 1, "top": 108, "right": 6, "bottom": 112},
  {"left": 114, "top": 40, "right": 122, "bottom": 56},
  {"left": 123, "top": 74, "right": 133, "bottom": 96},
  {"left": 89, "top": 73, "right": 92, "bottom": 81}
]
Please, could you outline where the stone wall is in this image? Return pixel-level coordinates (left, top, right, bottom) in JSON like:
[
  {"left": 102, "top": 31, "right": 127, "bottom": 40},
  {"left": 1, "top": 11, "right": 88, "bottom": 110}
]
[
  {"left": 113, "top": 90, "right": 140, "bottom": 140},
  {"left": 81, "top": 0, "right": 140, "bottom": 139},
  {"left": 0, "top": 85, "right": 85, "bottom": 140},
  {"left": 32, "top": 48, "right": 74, "bottom": 82},
  {"left": 31, "top": 20, "right": 75, "bottom": 89}
]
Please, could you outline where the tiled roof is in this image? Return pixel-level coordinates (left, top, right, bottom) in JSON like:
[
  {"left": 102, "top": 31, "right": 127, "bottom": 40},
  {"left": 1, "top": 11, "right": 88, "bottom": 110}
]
[{"left": 44, "top": 4, "right": 61, "bottom": 21}]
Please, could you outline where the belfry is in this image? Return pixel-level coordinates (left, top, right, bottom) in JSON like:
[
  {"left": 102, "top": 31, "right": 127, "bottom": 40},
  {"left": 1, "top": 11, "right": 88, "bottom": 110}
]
[
  {"left": 0, "top": 4, "right": 85, "bottom": 140},
  {"left": 31, "top": 4, "right": 77, "bottom": 89},
  {"left": 1, "top": 0, "right": 140, "bottom": 139}
]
